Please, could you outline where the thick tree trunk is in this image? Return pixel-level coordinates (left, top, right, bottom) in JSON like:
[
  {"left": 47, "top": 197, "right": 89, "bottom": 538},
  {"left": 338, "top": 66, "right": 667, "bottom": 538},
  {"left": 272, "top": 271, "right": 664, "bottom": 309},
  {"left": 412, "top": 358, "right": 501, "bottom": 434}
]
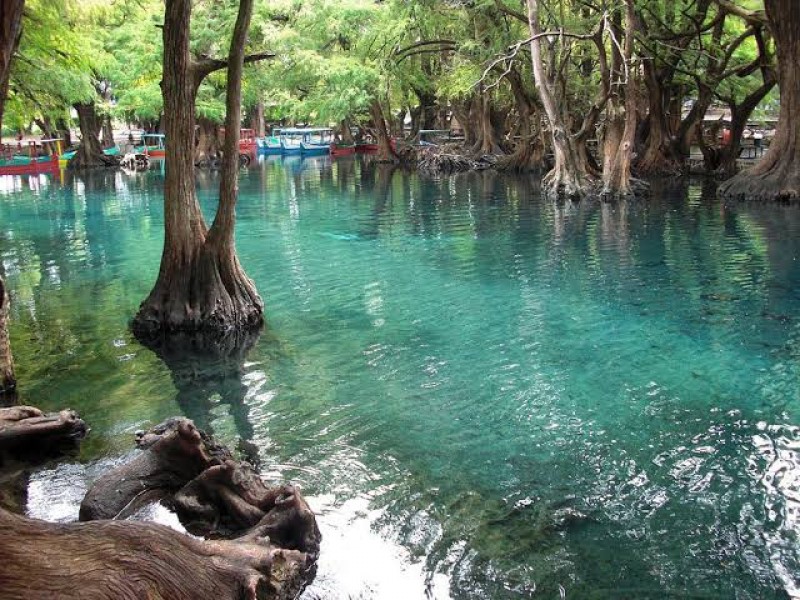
[
  {"left": 495, "top": 73, "right": 544, "bottom": 171},
  {"left": 717, "top": 77, "right": 777, "bottom": 178},
  {"left": 470, "top": 91, "right": 505, "bottom": 156},
  {"left": 252, "top": 100, "right": 265, "bottom": 138},
  {"left": 527, "top": 0, "right": 595, "bottom": 198},
  {"left": 369, "top": 100, "right": 396, "bottom": 163},
  {"left": 637, "top": 65, "right": 679, "bottom": 174},
  {"left": 601, "top": 0, "right": 643, "bottom": 198},
  {"left": 101, "top": 114, "right": 114, "bottom": 148},
  {"left": 718, "top": 0, "right": 797, "bottom": 201},
  {"left": 70, "top": 102, "right": 116, "bottom": 169},
  {"left": 0, "top": 0, "right": 24, "bottom": 135},
  {"left": 0, "top": 3, "right": 24, "bottom": 399},
  {"left": 0, "top": 277, "right": 14, "bottom": 395},
  {"left": 339, "top": 118, "right": 355, "bottom": 144},
  {"left": 133, "top": 0, "right": 263, "bottom": 336},
  {"left": 195, "top": 116, "right": 222, "bottom": 166}
]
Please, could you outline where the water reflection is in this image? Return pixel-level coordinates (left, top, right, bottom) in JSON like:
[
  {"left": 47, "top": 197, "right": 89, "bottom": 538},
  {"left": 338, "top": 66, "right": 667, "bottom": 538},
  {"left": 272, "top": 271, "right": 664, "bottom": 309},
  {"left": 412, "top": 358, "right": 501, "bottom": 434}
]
[{"left": 1, "top": 164, "right": 799, "bottom": 598}]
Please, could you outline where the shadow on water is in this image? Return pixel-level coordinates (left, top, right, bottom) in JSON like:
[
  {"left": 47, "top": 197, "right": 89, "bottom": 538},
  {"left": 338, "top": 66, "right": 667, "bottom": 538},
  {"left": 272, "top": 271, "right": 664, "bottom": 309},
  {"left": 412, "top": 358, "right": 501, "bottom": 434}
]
[{"left": 133, "top": 326, "right": 265, "bottom": 465}]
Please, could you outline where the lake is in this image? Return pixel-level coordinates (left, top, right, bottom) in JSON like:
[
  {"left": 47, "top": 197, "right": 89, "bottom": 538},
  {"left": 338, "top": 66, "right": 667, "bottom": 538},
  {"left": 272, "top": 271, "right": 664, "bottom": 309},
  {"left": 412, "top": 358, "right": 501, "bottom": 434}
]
[{"left": 1, "top": 156, "right": 799, "bottom": 598}]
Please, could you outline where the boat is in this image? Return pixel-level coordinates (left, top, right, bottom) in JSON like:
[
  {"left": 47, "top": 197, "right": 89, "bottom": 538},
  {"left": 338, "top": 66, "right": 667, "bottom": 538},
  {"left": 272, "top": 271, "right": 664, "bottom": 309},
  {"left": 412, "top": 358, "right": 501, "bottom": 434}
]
[
  {"left": 300, "top": 128, "right": 333, "bottom": 155},
  {"left": 330, "top": 142, "right": 356, "bottom": 157},
  {"left": 221, "top": 127, "right": 258, "bottom": 152},
  {"left": 300, "top": 140, "right": 330, "bottom": 155},
  {"left": 239, "top": 128, "right": 257, "bottom": 152},
  {"left": 256, "top": 135, "right": 282, "bottom": 154},
  {"left": 279, "top": 129, "right": 303, "bottom": 154},
  {"left": 0, "top": 139, "right": 62, "bottom": 176},
  {"left": 136, "top": 133, "right": 166, "bottom": 158},
  {"left": 355, "top": 138, "right": 397, "bottom": 154}
]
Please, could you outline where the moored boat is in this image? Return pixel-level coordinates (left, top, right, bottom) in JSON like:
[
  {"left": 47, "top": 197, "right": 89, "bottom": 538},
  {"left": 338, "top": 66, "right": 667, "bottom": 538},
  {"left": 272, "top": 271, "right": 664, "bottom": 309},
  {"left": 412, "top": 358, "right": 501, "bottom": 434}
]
[
  {"left": 136, "top": 133, "right": 166, "bottom": 158},
  {"left": 256, "top": 135, "right": 282, "bottom": 154},
  {"left": 0, "top": 139, "right": 62, "bottom": 176},
  {"left": 330, "top": 143, "right": 356, "bottom": 157}
]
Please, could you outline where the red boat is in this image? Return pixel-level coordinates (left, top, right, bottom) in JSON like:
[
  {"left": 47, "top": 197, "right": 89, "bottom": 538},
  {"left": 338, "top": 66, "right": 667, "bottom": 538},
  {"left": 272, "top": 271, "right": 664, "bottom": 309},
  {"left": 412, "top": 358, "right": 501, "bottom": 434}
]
[
  {"left": 330, "top": 143, "right": 356, "bottom": 157},
  {"left": 221, "top": 127, "right": 258, "bottom": 152},
  {"left": 0, "top": 141, "right": 61, "bottom": 176},
  {"left": 355, "top": 138, "right": 396, "bottom": 154}
]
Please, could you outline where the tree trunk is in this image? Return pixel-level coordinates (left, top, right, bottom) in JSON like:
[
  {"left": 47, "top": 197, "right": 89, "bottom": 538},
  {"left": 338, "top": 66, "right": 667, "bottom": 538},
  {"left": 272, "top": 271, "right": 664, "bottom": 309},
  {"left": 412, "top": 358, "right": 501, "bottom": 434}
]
[
  {"left": 601, "top": 0, "right": 642, "bottom": 198},
  {"left": 496, "top": 69, "right": 543, "bottom": 171},
  {"left": 369, "top": 100, "right": 396, "bottom": 163},
  {"left": 0, "top": 6, "right": 23, "bottom": 397},
  {"left": 717, "top": 76, "right": 777, "bottom": 178},
  {"left": 252, "top": 100, "right": 265, "bottom": 138},
  {"left": 526, "top": 0, "right": 594, "bottom": 198},
  {"left": 101, "top": 114, "right": 114, "bottom": 148},
  {"left": 470, "top": 90, "right": 504, "bottom": 156},
  {"left": 133, "top": 0, "right": 264, "bottom": 336},
  {"left": 0, "top": 0, "right": 24, "bottom": 136},
  {"left": 636, "top": 64, "right": 679, "bottom": 174},
  {"left": 56, "top": 117, "right": 72, "bottom": 148},
  {"left": 718, "top": 0, "right": 797, "bottom": 201},
  {"left": 339, "top": 118, "right": 355, "bottom": 144},
  {"left": 195, "top": 116, "right": 222, "bottom": 166},
  {"left": 70, "top": 102, "right": 116, "bottom": 169},
  {"left": 0, "top": 277, "right": 14, "bottom": 396}
]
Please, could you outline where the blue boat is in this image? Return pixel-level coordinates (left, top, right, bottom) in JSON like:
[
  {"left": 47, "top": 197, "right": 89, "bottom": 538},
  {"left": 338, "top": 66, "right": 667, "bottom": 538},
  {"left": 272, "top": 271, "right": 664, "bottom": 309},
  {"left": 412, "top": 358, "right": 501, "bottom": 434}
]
[
  {"left": 276, "top": 127, "right": 332, "bottom": 155},
  {"left": 300, "top": 140, "right": 330, "bottom": 155},
  {"left": 256, "top": 135, "right": 282, "bottom": 154}
]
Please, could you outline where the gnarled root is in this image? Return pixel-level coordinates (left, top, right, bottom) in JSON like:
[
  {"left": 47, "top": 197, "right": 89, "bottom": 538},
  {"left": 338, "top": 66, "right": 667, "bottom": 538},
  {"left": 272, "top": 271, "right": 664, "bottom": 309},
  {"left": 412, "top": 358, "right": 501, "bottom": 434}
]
[
  {"left": 0, "top": 507, "right": 313, "bottom": 600},
  {"left": 80, "top": 416, "right": 321, "bottom": 556},
  {"left": 0, "top": 406, "right": 87, "bottom": 455}
]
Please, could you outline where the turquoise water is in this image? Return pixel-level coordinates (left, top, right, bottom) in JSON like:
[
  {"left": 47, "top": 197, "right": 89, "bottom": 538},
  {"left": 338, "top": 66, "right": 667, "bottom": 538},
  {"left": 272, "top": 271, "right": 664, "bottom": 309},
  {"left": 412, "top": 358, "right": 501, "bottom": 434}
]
[{"left": 2, "top": 158, "right": 800, "bottom": 599}]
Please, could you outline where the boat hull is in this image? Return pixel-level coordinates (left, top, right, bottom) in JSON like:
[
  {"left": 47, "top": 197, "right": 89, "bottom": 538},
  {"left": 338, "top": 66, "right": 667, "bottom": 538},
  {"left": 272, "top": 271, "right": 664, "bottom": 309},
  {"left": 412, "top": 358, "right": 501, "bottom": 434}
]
[
  {"left": 0, "top": 155, "right": 60, "bottom": 176},
  {"left": 330, "top": 144, "right": 356, "bottom": 157},
  {"left": 300, "top": 141, "right": 329, "bottom": 155}
]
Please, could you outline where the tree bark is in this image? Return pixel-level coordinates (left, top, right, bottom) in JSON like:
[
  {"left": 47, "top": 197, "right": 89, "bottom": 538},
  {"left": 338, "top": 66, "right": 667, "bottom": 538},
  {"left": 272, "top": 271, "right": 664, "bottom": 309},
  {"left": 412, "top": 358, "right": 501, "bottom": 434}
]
[
  {"left": 718, "top": 0, "right": 797, "bottom": 201},
  {"left": 0, "top": 507, "right": 312, "bottom": 600},
  {"left": 69, "top": 102, "right": 117, "bottom": 169},
  {"left": 0, "top": 0, "right": 24, "bottom": 136},
  {"left": 195, "top": 116, "right": 222, "bottom": 166},
  {"left": 526, "top": 0, "right": 595, "bottom": 198},
  {"left": 601, "top": 0, "right": 643, "bottom": 198},
  {"left": 252, "top": 100, "right": 265, "bottom": 137},
  {"left": 132, "top": 0, "right": 264, "bottom": 336},
  {"left": 0, "top": 277, "right": 14, "bottom": 396},
  {"left": 369, "top": 99, "right": 396, "bottom": 163},
  {"left": 0, "top": 406, "right": 86, "bottom": 453}
]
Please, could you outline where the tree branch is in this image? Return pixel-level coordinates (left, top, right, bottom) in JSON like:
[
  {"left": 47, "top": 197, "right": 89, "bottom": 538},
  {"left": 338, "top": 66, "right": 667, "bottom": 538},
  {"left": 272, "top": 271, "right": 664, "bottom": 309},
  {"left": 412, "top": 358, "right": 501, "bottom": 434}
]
[{"left": 192, "top": 51, "right": 275, "bottom": 86}]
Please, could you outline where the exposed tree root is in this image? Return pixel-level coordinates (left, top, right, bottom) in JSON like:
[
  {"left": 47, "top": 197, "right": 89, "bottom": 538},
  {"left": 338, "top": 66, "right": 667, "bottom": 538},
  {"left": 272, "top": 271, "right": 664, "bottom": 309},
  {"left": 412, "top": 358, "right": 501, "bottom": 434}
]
[
  {"left": 0, "top": 406, "right": 87, "bottom": 455},
  {"left": 0, "top": 507, "right": 312, "bottom": 600},
  {"left": 80, "top": 418, "right": 320, "bottom": 557}
]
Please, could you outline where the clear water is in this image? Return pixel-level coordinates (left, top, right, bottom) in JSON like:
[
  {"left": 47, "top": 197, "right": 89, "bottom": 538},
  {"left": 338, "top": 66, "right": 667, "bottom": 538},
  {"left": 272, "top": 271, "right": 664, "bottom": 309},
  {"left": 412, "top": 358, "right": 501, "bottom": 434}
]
[{"left": 2, "top": 157, "right": 800, "bottom": 599}]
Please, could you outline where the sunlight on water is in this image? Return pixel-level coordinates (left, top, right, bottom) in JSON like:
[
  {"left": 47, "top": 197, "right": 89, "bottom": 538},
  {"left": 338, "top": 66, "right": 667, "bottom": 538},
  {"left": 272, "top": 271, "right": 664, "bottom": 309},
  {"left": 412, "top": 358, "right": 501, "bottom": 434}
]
[{"left": 1, "top": 160, "right": 799, "bottom": 598}]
